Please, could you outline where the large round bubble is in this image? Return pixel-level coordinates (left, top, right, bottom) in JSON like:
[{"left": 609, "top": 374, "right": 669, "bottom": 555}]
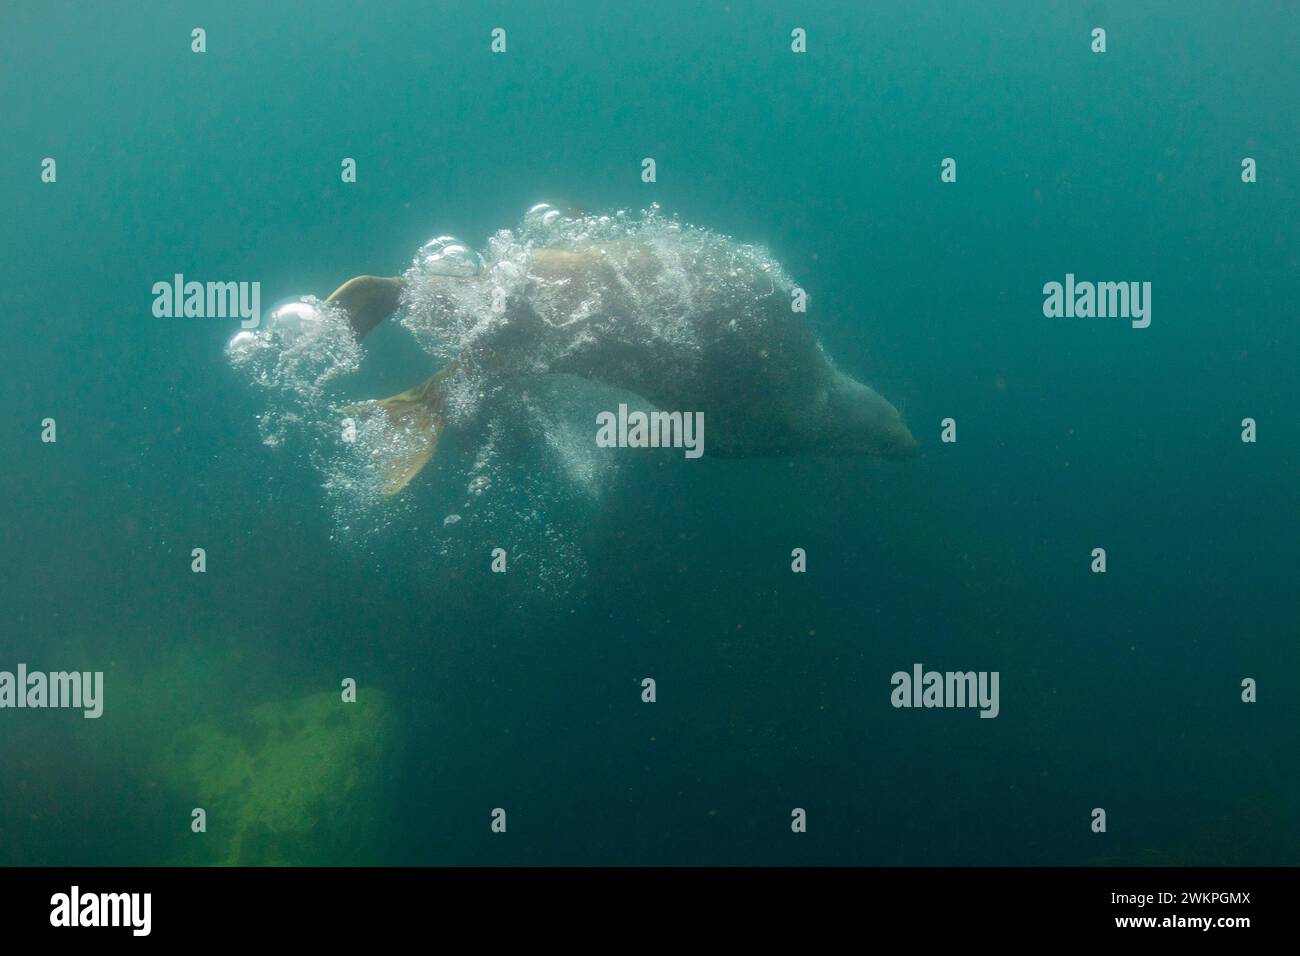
[
  {"left": 414, "top": 235, "right": 483, "bottom": 277},
  {"left": 263, "top": 299, "right": 325, "bottom": 339},
  {"left": 524, "top": 202, "right": 564, "bottom": 230}
]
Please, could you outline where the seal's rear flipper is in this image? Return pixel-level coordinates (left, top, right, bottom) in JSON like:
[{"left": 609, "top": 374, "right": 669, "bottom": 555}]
[
  {"left": 326, "top": 275, "right": 404, "bottom": 341},
  {"left": 342, "top": 365, "right": 454, "bottom": 495}
]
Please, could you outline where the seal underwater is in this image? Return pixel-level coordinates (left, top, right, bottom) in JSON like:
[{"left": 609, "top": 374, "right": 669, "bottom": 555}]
[{"left": 312, "top": 209, "right": 918, "bottom": 495}]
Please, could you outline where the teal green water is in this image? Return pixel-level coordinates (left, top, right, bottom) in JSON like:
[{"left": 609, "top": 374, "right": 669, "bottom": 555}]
[{"left": 2, "top": 1, "right": 1297, "bottom": 865}]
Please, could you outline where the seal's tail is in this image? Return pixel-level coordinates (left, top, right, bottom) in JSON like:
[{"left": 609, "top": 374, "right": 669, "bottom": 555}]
[
  {"left": 341, "top": 365, "right": 454, "bottom": 496},
  {"left": 325, "top": 275, "right": 404, "bottom": 341},
  {"left": 326, "top": 273, "right": 446, "bottom": 495}
]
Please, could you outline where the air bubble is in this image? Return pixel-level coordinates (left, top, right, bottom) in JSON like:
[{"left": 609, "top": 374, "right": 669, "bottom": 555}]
[
  {"left": 265, "top": 299, "right": 324, "bottom": 336},
  {"left": 415, "top": 235, "right": 483, "bottom": 277}
]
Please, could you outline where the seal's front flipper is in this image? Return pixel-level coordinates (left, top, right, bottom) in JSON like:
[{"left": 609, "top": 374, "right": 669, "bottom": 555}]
[
  {"left": 342, "top": 364, "right": 455, "bottom": 496},
  {"left": 326, "top": 275, "right": 404, "bottom": 342}
]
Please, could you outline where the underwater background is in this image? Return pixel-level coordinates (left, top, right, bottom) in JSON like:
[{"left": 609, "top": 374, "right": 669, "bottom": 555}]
[{"left": 1, "top": 0, "right": 1297, "bottom": 866}]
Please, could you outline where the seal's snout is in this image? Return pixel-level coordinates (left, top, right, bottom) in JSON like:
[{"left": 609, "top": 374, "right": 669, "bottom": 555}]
[
  {"left": 880, "top": 424, "right": 920, "bottom": 460},
  {"left": 897, "top": 430, "right": 920, "bottom": 459},
  {"left": 819, "top": 371, "right": 920, "bottom": 462}
]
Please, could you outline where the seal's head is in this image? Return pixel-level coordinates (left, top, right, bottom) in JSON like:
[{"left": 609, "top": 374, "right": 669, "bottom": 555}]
[{"left": 814, "top": 370, "right": 919, "bottom": 460}]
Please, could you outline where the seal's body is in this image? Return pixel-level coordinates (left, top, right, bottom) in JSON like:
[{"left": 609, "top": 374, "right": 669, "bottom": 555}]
[{"left": 326, "top": 232, "right": 917, "bottom": 494}]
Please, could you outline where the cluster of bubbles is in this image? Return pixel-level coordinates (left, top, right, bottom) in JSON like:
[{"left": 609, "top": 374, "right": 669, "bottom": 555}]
[
  {"left": 226, "top": 204, "right": 788, "bottom": 594},
  {"left": 415, "top": 235, "right": 484, "bottom": 278},
  {"left": 399, "top": 202, "right": 792, "bottom": 364},
  {"left": 421, "top": 413, "right": 591, "bottom": 593},
  {"left": 226, "top": 297, "right": 361, "bottom": 447}
]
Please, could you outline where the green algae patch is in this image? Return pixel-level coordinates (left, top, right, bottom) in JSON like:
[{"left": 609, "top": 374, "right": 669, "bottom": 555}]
[{"left": 159, "top": 690, "right": 402, "bottom": 865}]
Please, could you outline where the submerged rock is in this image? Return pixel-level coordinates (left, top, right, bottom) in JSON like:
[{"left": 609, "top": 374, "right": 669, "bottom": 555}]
[{"left": 159, "top": 689, "right": 401, "bottom": 865}]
